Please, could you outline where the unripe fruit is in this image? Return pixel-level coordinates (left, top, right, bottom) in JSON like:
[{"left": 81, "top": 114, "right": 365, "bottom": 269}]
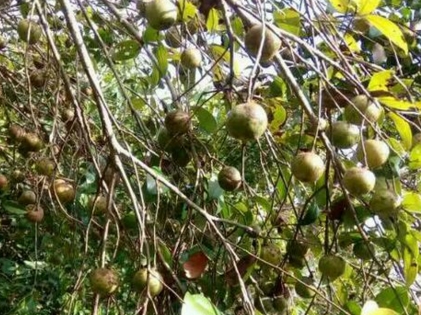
[
  {"left": 21, "top": 133, "right": 43, "bottom": 152},
  {"left": 165, "top": 26, "right": 182, "bottom": 48},
  {"left": 89, "top": 268, "right": 119, "bottom": 296},
  {"left": 144, "top": 0, "right": 177, "bottom": 31},
  {"left": 18, "top": 190, "right": 37, "bottom": 205},
  {"left": 260, "top": 243, "right": 282, "bottom": 266},
  {"left": 357, "top": 139, "right": 390, "bottom": 169},
  {"left": 353, "top": 242, "right": 375, "bottom": 260},
  {"left": 53, "top": 179, "right": 76, "bottom": 204},
  {"left": 218, "top": 166, "right": 241, "bottom": 191},
  {"left": 26, "top": 205, "right": 44, "bottom": 223},
  {"left": 330, "top": 121, "right": 360, "bottom": 148},
  {"left": 286, "top": 239, "right": 309, "bottom": 258},
  {"left": 11, "top": 170, "right": 25, "bottom": 183},
  {"left": 291, "top": 152, "right": 325, "bottom": 183},
  {"left": 8, "top": 124, "right": 26, "bottom": 143},
  {"left": 226, "top": 102, "right": 268, "bottom": 142},
  {"left": 245, "top": 24, "right": 281, "bottom": 62},
  {"left": 132, "top": 268, "right": 164, "bottom": 297},
  {"left": 88, "top": 195, "right": 108, "bottom": 214},
  {"left": 30, "top": 70, "right": 46, "bottom": 88},
  {"left": 35, "top": 158, "right": 55, "bottom": 176},
  {"left": 294, "top": 277, "right": 315, "bottom": 299},
  {"left": 344, "top": 95, "right": 382, "bottom": 125},
  {"left": 17, "top": 19, "right": 42, "bottom": 45},
  {"left": 272, "top": 296, "right": 289, "bottom": 314},
  {"left": 0, "top": 174, "right": 8, "bottom": 191},
  {"left": 180, "top": 48, "right": 202, "bottom": 69},
  {"left": 369, "top": 189, "right": 401, "bottom": 217},
  {"left": 343, "top": 167, "right": 376, "bottom": 196},
  {"left": 318, "top": 254, "right": 346, "bottom": 281},
  {"left": 157, "top": 128, "right": 184, "bottom": 152},
  {"left": 164, "top": 110, "right": 190, "bottom": 135}
]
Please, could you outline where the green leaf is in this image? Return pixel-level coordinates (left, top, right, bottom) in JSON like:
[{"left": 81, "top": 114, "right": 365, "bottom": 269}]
[
  {"left": 209, "top": 176, "right": 224, "bottom": 200},
  {"left": 368, "top": 70, "right": 394, "bottom": 92},
  {"left": 403, "top": 247, "right": 418, "bottom": 286},
  {"left": 154, "top": 44, "right": 168, "bottom": 78},
  {"left": 130, "top": 97, "right": 146, "bottom": 110},
  {"left": 195, "top": 107, "right": 217, "bottom": 133},
  {"left": 377, "top": 96, "right": 414, "bottom": 110},
  {"left": 356, "top": 0, "right": 382, "bottom": 14},
  {"left": 402, "top": 192, "right": 421, "bottom": 213},
  {"left": 2, "top": 200, "right": 26, "bottom": 215},
  {"left": 365, "top": 15, "right": 408, "bottom": 55},
  {"left": 328, "top": 0, "right": 357, "bottom": 13},
  {"left": 111, "top": 40, "right": 141, "bottom": 61},
  {"left": 206, "top": 8, "right": 219, "bottom": 33},
  {"left": 143, "top": 27, "right": 161, "bottom": 44},
  {"left": 181, "top": 292, "right": 223, "bottom": 315},
  {"left": 178, "top": 0, "right": 197, "bottom": 21},
  {"left": 158, "top": 241, "right": 173, "bottom": 268},
  {"left": 210, "top": 45, "right": 240, "bottom": 76},
  {"left": 299, "top": 202, "right": 320, "bottom": 226},
  {"left": 388, "top": 112, "right": 412, "bottom": 150},
  {"left": 273, "top": 8, "right": 301, "bottom": 36},
  {"left": 375, "top": 287, "right": 409, "bottom": 313},
  {"left": 409, "top": 144, "right": 421, "bottom": 170}
]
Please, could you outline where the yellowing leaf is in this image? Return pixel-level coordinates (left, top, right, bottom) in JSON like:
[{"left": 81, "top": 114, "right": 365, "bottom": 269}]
[
  {"left": 403, "top": 192, "right": 421, "bottom": 213},
  {"left": 365, "top": 15, "right": 408, "bottom": 55},
  {"left": 365, "top": 309, "right": 399, "bottom": 315},
  {"left": 206, "top": 8, "right": 219, "bottom": 33},
  {"left": 178, "top": 0, "right": 197, "bottom": 21},
  {"left": 210, "top": 45, "right": 240, "bottom": 76},
  {"left": 409, "top": 144, "right": 421, "bottom": 170},
  {"left": 329, "top": 0, "right": 380, "bottom": 14},
  {"left": 357, "top": 0, "right": 381, "bottom": 14},
  {"left": 344, "top": 33, "right": 361, "bottom": 52},
  {"left": 377, "top": 96, "right": 414, "bottom": 110},
  {"left": 388, "top": 112, "right": 412, "bottom": 150},
  {"left": 329, "top": 0, "right": 357, "bottom": 13},
  {"left": 368, "top": 70, "right": 394, "bottom": 92}
]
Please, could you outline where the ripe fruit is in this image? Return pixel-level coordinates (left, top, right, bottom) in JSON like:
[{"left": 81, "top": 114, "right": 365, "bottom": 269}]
[
  {"left": 344, "top": 95, "right": 382, "bottom": 125},
  {"left": 26, "top": 205, "right": 44, "bottom": 223},
  {"left": 226, "top": 102, "right": 268, "bottom": 142},
  {"left": 343, "top": 167, "right": 376, "bottom": 196},
  {"left": 157, "top": 127, "right": 184, "bottom": 152},
  {"left": 165, "top": 26, "right": 182, "bottom": 48},
  {"left": 318, "top": 254, "right": 346, "bottom": 281},
  {"left": 21, "top": 133, "right": 43, "bottom": 152},
  {"left": 0, "top": 174, "right": 8, "bottom": 191},
  {"left": 53, "top": 179, "right": 76, "bottom": 204},
  {"left": 88, "top": 195, "right": 108, "bottom": 214},
  {"left": 18, "top": 190, "right": 37, "bottom": 205},
  {"left": 180, "top": 48, "right": 202, "bottom": 69},
  {"left": 89, "top": 268, "right": 119, "bottom": 296},
  {"left": 353, "top": 242, "right": 375, "bottom": 260},
  {"left": 369, "top": 189, "right": 401, "bottom": 217},
  {"left": 164, "top": 110, "right": 190, "bottom": 135},
  {"left": 245, "top": 24, "right": 281, "bottom": 62},
  {"left": 330, "top": 121, "right": 360, "bottom": 148},
  {"left": 17, "top": 19, "right": 42, "bottom": 44},
  {"left": 36, "top": 158, "right": 55, "bottom": 176},
  {"left": 357, "top": 140, "right": 390, "bottom": 169},
  {"left": 218, "top": 166, "right": 241, "bottom": 191},
  {"left": 260, "top": 243, "right": 282, "bottom": 266},
  {"left": 144, "top": 0, "right": 177, "bottom": 31},
  {"left": 132, "top": 268, "right": 164, "bottom": 297},
  {"left": 294, "top": 277, "right": 315, "bottom": 299},
  {"left": 8, "top": 124, "right": 26, "bottom": 143},
  {"left": 291, "top": 152, "right": 325, "bottom": 183}
]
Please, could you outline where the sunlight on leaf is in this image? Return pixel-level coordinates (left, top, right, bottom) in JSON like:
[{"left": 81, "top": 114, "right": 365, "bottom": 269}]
[
  {"left": 368, "top": 70, "right": 394, "bottom": 92},
  {"left": 273, "top": 8, "right": 301, "bottom": 36},
  {"left": 377, "top": 96, "right": 414, "bottom": 110},
  {"left": 409, "top": 144, "right": 421, "bottom": 170},
  {"left": 388, "top": 112, "right": 412, "bottom": 150},
  {"left": 181, "top": 292, "right": 223, "bottom": 315},
  {"left": 357, "top": 0, "right": 382, "bottom": 14}
]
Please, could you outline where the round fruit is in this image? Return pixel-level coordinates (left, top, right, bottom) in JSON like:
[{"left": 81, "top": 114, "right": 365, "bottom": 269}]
[
  {"left": 165, "top": 26, "right": 182, "bottom": 48},
  {"left": 18, "top": 190, "right": 37, "bottom": 205},
  {"left": 288, "top": 255, "right": 305, "bottom": 269},
  {"left": 218, "top": 166, "right": 241, "bottom": 191},
  {"left": 89, "top": 268, "right": 119, "bottom": 296},
  {"left": 26, "top": 205, "right": 44, "bottom": 223},
  {"left": 62, "top": 109, "right": 75, "bottom": 122},
  {"left": 356, "top": 139, "right": 390, "bottom": 169},
  {"left": 36, "top": 158, "right": 55, "bottom": 176},
  {"left": 226, "top": 102, "right": 268, "bottom": 142},
  {"left": 330, "top": 121, "right": 360, "bottom": 148},
  {"left": 144, "top": 0, "right": 177, "bottom": 31},
  {"left": 286, "top": 239, "right": 309, "bottom": 258},
  {"left": 180, "top": 48, "right": 202, "bottom": 69},
  {"left": 164, "top": 110, "right": 190, "bottom": 135},
  {"left": 294, "top": 277, "right": 315, "bottom": 299},
  {"left": 255, "top": 296, "right": 274, "bottom": 314},
  {"left": 342, "top": 167, "right": 376, "bottom": 196},
  {"left": 11, "top": 170, "right": 25, "bottom": 183},
  {"left": 245, "top": 24, "right": 281, "bottom": 62},
  {"left": 30, "top": 70, "right": 46, "bottom": 88},
  {"left": 344, "top": 95, "right": 382, "bottom": 125},
  {"left": 291, "top": 152, "right": 325, "bottom": 183},
  {"left": 89, "top": 195, "right": 108, "bottom": 214},
  {"left": 8, "top": 124, "right": 25, "bottom": 143},
  {"left": 272, "top": 296, "right": 289, "bottom": 314},
  {"left": 21, "top": 133, "right": 43, "bottom": 152},
  {"left": 0, "top": 174, "right": 8, "bottom": 191},
  {"left": 369, "top": 189, "right": 401, "bottom": 217},
  {"left": 318, "top": 254, "right": 346, "bottom": 281},
  {"left": 353, "top": 242, "right": 375, "bottom": 260},
  {"left": 53, "top": 179, "right": 76, "bottom": 204},
  {"left": 132, "top": 268, "right": 164, "bottom": 297},
  {"left": 157, "top": 127, "right": 184, "bottom": 152},
  {"left": 260, "top": 243, "right": 282, "bottom": 266},
  {"left": 17, "top": 19, "right": 42, "bottom": 44}
]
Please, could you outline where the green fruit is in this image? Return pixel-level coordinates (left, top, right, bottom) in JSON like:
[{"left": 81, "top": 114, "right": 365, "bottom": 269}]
[
  {"left": 17, "top": 19, "right": 42, "bottom": 44},
  {"left": 171, "top": 148, "right": 191, "bottom": 167},
  {"left": 272, "top": 296, "right": 289, "bottom": 314},
  {"left": 318, "top": 254, "right": 346, "bottom": 281},
  {"left": 145, "top": 0, "right": 177, "bottom": 31},
  {"left": 18, "top": 190, "right": 37, "bottom": 205},
  {"left": 157, "top": 127, "right": 184, "bottom": 152},
  {"left": 8, "top": 124, "right": 26, "bottom": 143},
  {"left": 89, "top": 195, "right": 108, "bottom": 214},
  {"left": 288, "top": 255, "right": 305, "bottom": 269},
  {"left": 30, "top": 70, "right": 46, "bottom": 88},
  {"left": 165, "top": 26, "right": 183, "bottom": 48},
  {"left": 89, "top": 268, "right": 119, "bottom": 296},
  {"left": 344, "top": 95, "right": 382, "bottom": 125},
  {"left": 357, "top": 140, "right": 390, "bottom": 169},
  {"left": 330, "top": 121, "right": 360, "bottom": 148},
  {"left": 180, "top": 48, "right": 202, "bottom": 69},
  {"left": 291, "top": 152, "right": 325, "bottom": 183},
  {"left": 53, "top": 179, "right": 76, "bottom": 204},
  {"left": 132, "top": 268, "right": 164, "bottom": 297},
  {"left": 21, "top": 133, "right": 43, "bottom": 152},
  {"left": 26, "top": 205, "right": 44, "bottom": 223},
  {"left": 286, "top": 239, "right": 309, "bottom": 258},
  {"left": 218, "top": 166, "right": 241, "bottom": 191},
  {"left": 164, "top": 110, "right": 190, "bottom": 135},
  {"left": 226, "top": 102, "right": 268, "bottom": 142},
  {"left": 0, "top": 174, "right": 8, "bottom": 191},
  {"left": 353, "top": 242, "right": 375, "bottom": 260},
  {"left": 260, "top": 243, "right": 282, "bottom": 266},
  {"left": 369, "top": 189, "right": 401, "bottom": 217},
  {"left": 254, "top": 296, "right": 274, "bottom": 314},
  {"left": 35, "top": 158, "right": 55, "bottom": 176},
  {"left": 245, "top": 24, "right": 281, "bottom": 62},
  {"left": 343, "top": 167, "right": 376, "bottom": 196},
  {"left": 294, "top": 277, "right": 315, "bottom": 299}
]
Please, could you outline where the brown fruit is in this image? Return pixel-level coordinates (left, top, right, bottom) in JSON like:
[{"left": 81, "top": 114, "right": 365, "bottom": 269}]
[
  {"left": 18, "top": 190, "right": 37, "bottom": 205},
  {"left": 132, "top": 268, "right": 164, "bottom": 297},
  {"left": 245, "top": 24, "right": 281, "bottom": 62},
  {"left": 61, "top": 108, "right": 75, "bottom": 122},
  {"left": 226, "top": 102, "right": 268, "bottom": 142},
  {"left": 11, "top": 170, "right": 25, "bottom": 183},
  {"left": 17, "top": 19, "right": 42, "bottom": 45},
  {"left": 89, "top": 268, "right": 119, "bottom": 296},
  {"left": 291, "top": 152, "right": 325, "bottom": 183},
  {"left": 353, "top": 242, "right": 375, "bottom": 260},
  {"left": 164, "top": 110, "right": 190, "bottom": 135},
  {"left": 343, "top": 167, "right": 376, "bottom": 196},
  {"left": 294, "top": 277, "right": 315, "bottom": 299},
  {"left": 8, "top": 124, "right": 26, "bottom": 143},
  {"left": 369, "top": 189, "right": 401, "bottom": 217},
  {"left": 88, "top": 195, "right": 108, "bottom": 214},
  {"left": 35, "top": 158, "right": 55, "bottom": 176},
  {"left": 357, "top": 140, "right": 390, "bottom": 169},
  {"left": 26, "top": 205, "right": 44, "bottom": 223},
  {"left": 21, "top": 133, "right": 43, "bottom": 152},
  {"left": 0, "top": 174, "right": 8, "bottom": 190},
  {"left": 180, "top": 48, "right": 202, "bottom": 69},
  {"left": 53, "top": 179, "right": 76, "bottom": 204},
  {"left": 165, "top": 26, "right": 183, "bottom": 48},
  {"left": 330, "top": 121, "right": 360, "bottom": 148},
  {"left": 318, "top": 254, "right": 346, "bottom": 281},
  {"left": 344, "top": 95, "right": 382, "bottom": 125},
  {"left": 30, "top": 70, "right": 46, "bottom": 88},
  {"left": 218, "top": 166, "right": 241, "bottom": 191},
  {"left": 144, "top": 0, "right": 177, "bottom": 31}
]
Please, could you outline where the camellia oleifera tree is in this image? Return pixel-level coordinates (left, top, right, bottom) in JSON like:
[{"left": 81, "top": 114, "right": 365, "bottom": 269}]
[{"left": 0, "top": 0, "right": 421, "bottom": 314}]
